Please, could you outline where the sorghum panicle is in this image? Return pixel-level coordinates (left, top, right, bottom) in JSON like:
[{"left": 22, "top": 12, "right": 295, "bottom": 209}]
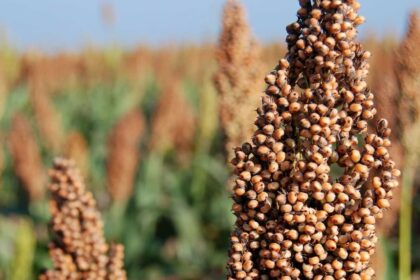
[
  {"left": 106, "top": 109, "right": 144, "bottom": 202},
  {"left": 394, "top": 11, "right": 420, "bottom": 280},
  {"left": 65, "top": 131, "right": 89, "bottom": 178},
  {"left": 396, "top": 11, "right": 420, "bottom": 136},
  {"left": 20, "top": 53, "right": 82, "bottom": 95},
  {"left": 367, "top": 41, "right": 403, "bottom": 279},
  {"left": 107, "top": 244, "right": 127, "bottom": 280},
  {"left": 122, "top": 46, "right": 151, "bottom": 88},
  {"left": 30, "top": 82, "right": 64, "bottom": 152},
  {"left": 9, "top": 114, "right": 45, "bottom": 201},
  {"left": 149, "top": 83, "right": 196, "bottom": 155},
  {"left": 40, "top": 158, "right": 127, "bottom": 280},
  {"left": 368, "top": 43, "right": 403, "bottom": 237},
  {"left": 215, "top": 0, "right": 263, "bottom": 159},
  {"left": 227, "top": 1, "right": 400, "bottom": 279}
]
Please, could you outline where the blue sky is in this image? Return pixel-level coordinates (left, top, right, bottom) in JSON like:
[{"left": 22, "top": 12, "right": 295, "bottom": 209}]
[{"left": 0, "top": 1, "right": 419, "bottom": 52}]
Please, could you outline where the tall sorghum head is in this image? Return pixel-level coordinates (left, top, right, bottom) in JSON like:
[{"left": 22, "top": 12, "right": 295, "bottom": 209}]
[
  {"left": 9, "top": 114, "right": 45, "bottom": 201},
  {"left": 150, "top": 83, "right": 196, "bottom": 155},
  {"left": 227, "top": 1, "right": 400, "bottom": 279},
  {"left": 106, "top": 109, "right": 144, "bottom": 202},
  {"left": 40, "top": 158, "right": 127, "bottom": 279},
  {"left": 65, "top": 131, "right": 89, "bottom": 178},
  {"left": 22, "top": 54, "right": 77, "bottom": 152},
  {"left": 369, "top": 42, "right": 403, "bottom": 237},
  {"left": 29, "top": 79, "right": 64, "bottom": 153},
  {"left": 215, "top": 0, "right": 263, "bottom": 159},
  {"left": 106, "top": 244, "right": 127, "bottom": 279},
  {"left": 369, "top": 42, "right": 399, "bottom": 141},
  {"left": 366, "top": 40, "right": 402, "bottom": 279},
  {"left": 395, "top": 11, "right": 420, "bottom": 280},
  {"left": 396, "top": 11, "right": 420, "bottom": 138}
]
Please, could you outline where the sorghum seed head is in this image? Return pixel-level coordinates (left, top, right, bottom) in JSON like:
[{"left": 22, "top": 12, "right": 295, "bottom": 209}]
[
  {"left": 227, "top": 0, "right": 400, "bottom": 279},
  {"left": 40, "top": 158, "right": 127, "bottom": 279},
  {"left": 215, "top": 0, "right": 263, "bottom": 159}
]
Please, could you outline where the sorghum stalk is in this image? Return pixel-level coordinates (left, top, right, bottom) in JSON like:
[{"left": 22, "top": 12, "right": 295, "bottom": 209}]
[
  {"left": 215, "top": 0, "right": 263, "bottom": 160},
  {"left": 0, "top": 73, "right": 7, "bottom": 121},
  {"left": 9, "top": 219, "right": 36, "bottom": 280},
  {"left": 395, "top": 11, "right": 420, "bottom": 280},
  {"left": 40, "top": 158, "right": 127, "bottom": 280},
  {"left": 227, "top": 1, "right": 400, "bottom": 279},
  {"left": 106, "top": 109, "right": 144, "bottom": 202}
]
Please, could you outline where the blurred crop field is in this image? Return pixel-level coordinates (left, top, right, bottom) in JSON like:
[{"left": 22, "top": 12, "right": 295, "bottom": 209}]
[{"left": 0, "top": 8, "right": 419, "bottom": 280}]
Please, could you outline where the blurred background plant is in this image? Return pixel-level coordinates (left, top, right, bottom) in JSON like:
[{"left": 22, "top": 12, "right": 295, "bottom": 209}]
[{"left": 0, "top": 1, "right": 419, "bottom": 279}]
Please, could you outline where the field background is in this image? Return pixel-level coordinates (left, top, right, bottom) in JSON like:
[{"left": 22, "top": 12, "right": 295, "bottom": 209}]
[{"left": 0, "top": 2, "right": 419, "bottom": 280}]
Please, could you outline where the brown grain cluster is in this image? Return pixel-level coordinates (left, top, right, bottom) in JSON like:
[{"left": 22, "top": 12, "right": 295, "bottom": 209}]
[
  {"left": 215, "top": 0, "right": 263, "bottom": 159},
  {"left": 9, "top": 114, "right": 45, "bottom": 201},
  {"left": 65, "top": 131, "right": 89, "bottom": 178},
  {"left": 396, "top": 11, "right": 420, "bottom": 138},
  {"left": 20, "top": 52, "right": 82, "bottom": 94},
  {"left": 40, "top": 158, "right": 127, "bottom": 280},
  {"left": 29, "top": 78, "right": 64, "bottom": 153},
  {"left": 227, "top": 1, "right": 400, "bottom": 279},
  {"left": 106, "top": 244, "right": 127, "bottom": 280},
  {"left": 150, "top": 83, "right": 196, "bottom": 155},
  {"left": 368, "top": 41, "right": 403, "bottom": 237},
  {"left": 394, "top": 11, "right": 420, "bottom": 280},
  {"left": 106, "top": 109, "right": 145, "bottom": 202},
  {"left": 366, "top": 40, "right": 402, "bottom": 279}
]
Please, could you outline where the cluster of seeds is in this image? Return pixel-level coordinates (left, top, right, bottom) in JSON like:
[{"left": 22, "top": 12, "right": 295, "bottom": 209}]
[
  {"left": 65, "top": 131, "right": 89, "bottom": 178},
  {"left": 40, "top": 158, "right": 126, "bottom": 280},
  {"left": 227, "top": 0, "right": 400, "bottom": 279},
  {"left": 107, "top": 108, "right": 144, "bottom": 202},
  {"left": 9, "top": 114, "right": 45, "bottom": 201},
  {"left": 396, "top": 11, "right": 420, "bottom": 138},
  {"left": 215, "top": 0, "right": 263, "bottom": 159},
  {"left": 107, "top": 244, "right": 127, "bottom": 280},
  {"left": 394, "top": 11, "right": 420, "bottom": 280},
  {"left": 150, "top": 82, "right": 196, "bottom": 156},
  {"left": 27, "top": 66, "right": 65, "bottom": 153},
  {"left": 368, "top": 41, "right": 403, "bottom": 239}
]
